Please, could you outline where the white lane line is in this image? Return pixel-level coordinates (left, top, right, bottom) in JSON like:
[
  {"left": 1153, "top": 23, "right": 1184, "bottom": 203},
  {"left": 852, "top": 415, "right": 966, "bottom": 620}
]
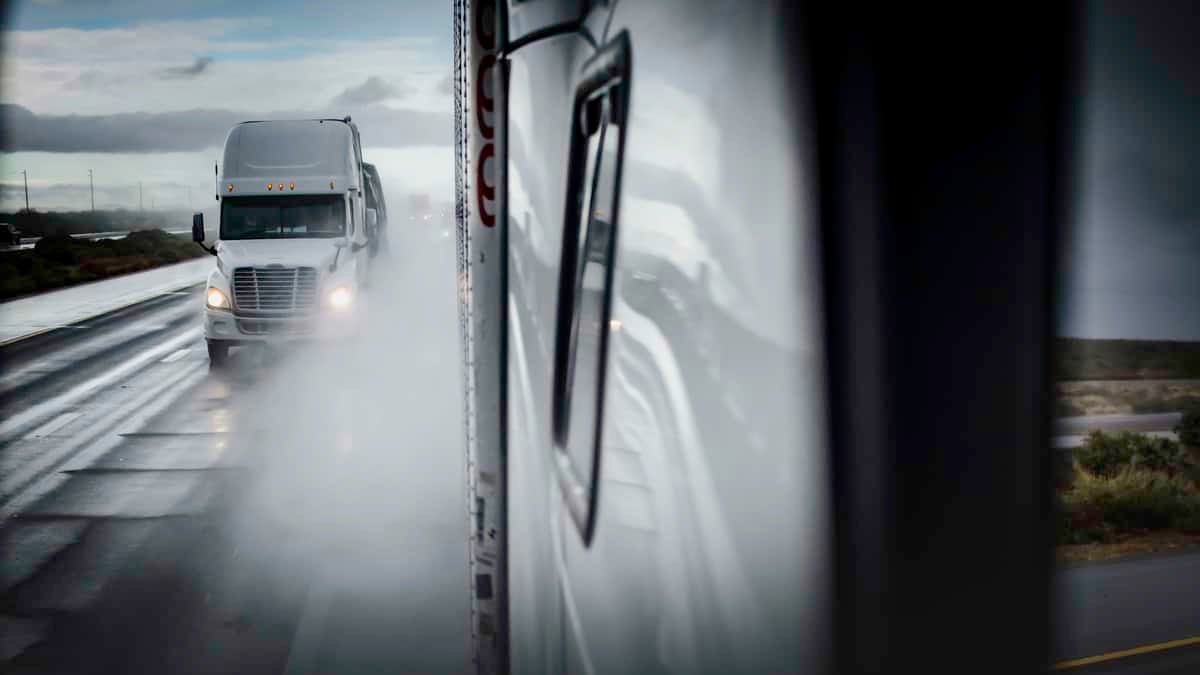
[
  {"left": 283, "top": 573, "right": 337, "bottom": 675},
  {"left": 24, "top": 412, "right": 82, "bottom": 440},
  {"left": 0, "top": 328, "right": 200, "bottom": 441},
  {"left": 1, "top": 360, "right": 206, "bottom": 520},
  {"left": 0, "top": 299, "right": 200, "bottom": 394},
  {"left": 160, "top": 348, "right": 190, "bottom": 363}
]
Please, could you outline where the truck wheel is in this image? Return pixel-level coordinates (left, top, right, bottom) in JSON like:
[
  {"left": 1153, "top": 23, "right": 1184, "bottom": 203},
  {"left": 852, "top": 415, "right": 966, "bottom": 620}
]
[{"left": 207, "top": 340, "right": 229, "bottom": 368}]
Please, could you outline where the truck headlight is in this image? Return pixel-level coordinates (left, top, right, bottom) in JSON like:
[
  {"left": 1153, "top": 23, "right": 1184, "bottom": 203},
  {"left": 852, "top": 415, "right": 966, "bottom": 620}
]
[
  {"left": 328, "top": 286, "right": 353, "bottom": 310},
  {"left": 206, "top": 287, "right": 230, "bottom": 310}
]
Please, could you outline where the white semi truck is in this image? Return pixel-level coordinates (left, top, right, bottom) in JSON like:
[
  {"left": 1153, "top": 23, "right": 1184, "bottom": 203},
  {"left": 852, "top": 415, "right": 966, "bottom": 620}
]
[{"left": 192, "top": 117, "right": 382, "bottom": 366}]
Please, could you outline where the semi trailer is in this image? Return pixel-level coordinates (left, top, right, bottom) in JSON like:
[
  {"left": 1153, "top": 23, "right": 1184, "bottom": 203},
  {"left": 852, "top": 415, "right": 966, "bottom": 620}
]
[
  {"left": 193, "top": 116, "right": 381, "bottom": 366},
  {"left": 453, "top": 1, "right": 1071, "bottom": 673}
]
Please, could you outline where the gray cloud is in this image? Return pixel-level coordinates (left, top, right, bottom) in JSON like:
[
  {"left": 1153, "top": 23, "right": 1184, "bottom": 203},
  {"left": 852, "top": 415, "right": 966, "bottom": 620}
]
[
  {"left": 1058, "top": 0, "right": 1200, "bottom": 340},
  {"left": 331, "top": 76, "right": 411, "bottom": 107},
  {"left": 1, "top": 103, "right": 451, "bottom": 153},
  {"left": 68, "top": 69, "right": 132, "bottom": 91},
  {"left": 159, "top": 57, "right": 214, "bottom": 79},
  {"left": 436, "top": 73, "right": 453, "bottom": 96}
]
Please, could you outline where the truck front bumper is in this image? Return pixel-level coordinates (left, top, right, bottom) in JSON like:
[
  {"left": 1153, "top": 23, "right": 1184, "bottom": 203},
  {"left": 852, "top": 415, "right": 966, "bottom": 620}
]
[{"left": 204, "top": 302, "right": 366, "bottom": 344}]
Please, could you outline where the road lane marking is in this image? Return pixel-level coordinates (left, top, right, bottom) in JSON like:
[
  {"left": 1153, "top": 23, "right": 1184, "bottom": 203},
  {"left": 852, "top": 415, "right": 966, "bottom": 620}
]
[
  {"left": 0, "top": 278, "right": 204, "bottom": 347},
  {"left": 0, "top": 299, "right": 200, "bottom": 394},
  {"left": 160, "top": 348, "right": 190, "bottom": 363},
  {"left": 24, "top": 412, "right": 82, "bottom": 440},
  {"left": 1, "top": 360, "right": 206, "bottom": 519},
  {"left": 0, "top": 328, "right": 200, "bottom": 440},
  {"left": 283, "top": 573, "right": 336, "bottom": 675},
  {"left": 1053, "top": 635, "right": 1200, "bottom": 670}
]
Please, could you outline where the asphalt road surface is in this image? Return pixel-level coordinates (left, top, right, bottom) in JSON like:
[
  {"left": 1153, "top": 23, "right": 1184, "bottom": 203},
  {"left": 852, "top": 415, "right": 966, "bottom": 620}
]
[
  {"left": 1055, "top": 552, "right": 1200, "bottom": 673},
  {"left": 0, "top": 234, "right": 469, "bottom": 674},
  {"left": 1054, "top": 413, "right": 1184, "bottom": 436}
]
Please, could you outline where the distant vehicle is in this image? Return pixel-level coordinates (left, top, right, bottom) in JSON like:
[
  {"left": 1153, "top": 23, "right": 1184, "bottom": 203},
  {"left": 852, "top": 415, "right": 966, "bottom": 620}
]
[
  {"left": 0, "top": 222, "right": 21, "bottom": 247},
  {"left": 193, "top": 117, "right": 380, "bottom": 367},
  {"left": 410, "top": 193, "right": 433, "bottom": 223}
]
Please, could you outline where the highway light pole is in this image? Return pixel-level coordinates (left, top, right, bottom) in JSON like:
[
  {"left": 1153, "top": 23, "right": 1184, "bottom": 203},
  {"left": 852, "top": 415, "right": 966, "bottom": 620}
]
[
  {"left": 138, "top": 182, "right": 143, "bottom": 212},
  {"left": 88, "top": 169, "right": 95, "bottom": 212},
  {"left": 22, "top": 170, "right": 29, "bottom": 211}
]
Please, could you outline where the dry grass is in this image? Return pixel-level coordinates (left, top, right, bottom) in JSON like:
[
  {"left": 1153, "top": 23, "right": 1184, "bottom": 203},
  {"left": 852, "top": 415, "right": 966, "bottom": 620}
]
[{"left": 1055, "top": 379, "right": 1200, "bottom": 416}]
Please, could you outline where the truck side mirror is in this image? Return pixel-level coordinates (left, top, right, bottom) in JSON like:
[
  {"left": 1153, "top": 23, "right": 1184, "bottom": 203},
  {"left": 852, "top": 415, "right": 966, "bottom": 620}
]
[
  {"left": 366, "top": 208, "right": 378, "bottom": 230},
  {"left": 192, "top": 213, "right": 205, "bottom": 243}
]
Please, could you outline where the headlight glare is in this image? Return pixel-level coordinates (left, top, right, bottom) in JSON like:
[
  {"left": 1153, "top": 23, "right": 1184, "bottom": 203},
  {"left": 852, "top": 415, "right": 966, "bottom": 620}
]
[
  {"left": 328, "top": 286, "right": 353, "bottom": 310},
  {"left": 206, "top": 287, "right": 229, "bottom": 310}
]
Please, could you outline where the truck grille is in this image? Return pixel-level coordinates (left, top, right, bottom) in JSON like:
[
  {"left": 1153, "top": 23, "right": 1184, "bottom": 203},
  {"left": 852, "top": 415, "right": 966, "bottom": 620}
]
[
  {"left": 236, "top": 318, "right": 314, "bottom": 335},
  {"left": 232, "top": 266, "right": 318, "bottom": 313}
]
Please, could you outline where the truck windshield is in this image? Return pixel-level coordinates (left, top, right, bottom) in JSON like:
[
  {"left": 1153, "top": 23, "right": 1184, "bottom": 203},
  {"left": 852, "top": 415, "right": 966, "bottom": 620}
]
[{"left": 220, "top": 195, "right": 346, "bottom": 240}]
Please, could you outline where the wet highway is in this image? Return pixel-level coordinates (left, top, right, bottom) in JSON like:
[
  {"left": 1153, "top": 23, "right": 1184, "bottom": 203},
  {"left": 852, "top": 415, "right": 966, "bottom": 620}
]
[
  {"left": 1055, "top": 552, "right": 1200, "bottom": 673},
  {"left": 0, "top": 235, "right": 469, "bottom": 673}
]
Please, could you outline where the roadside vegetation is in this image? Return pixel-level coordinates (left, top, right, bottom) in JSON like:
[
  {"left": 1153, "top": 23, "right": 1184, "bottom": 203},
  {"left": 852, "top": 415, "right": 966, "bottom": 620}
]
[
  {"left": 0, "top": 229, "right": 206, "bottom": 301},
  {"left": 1057, "top": 412, "right": 1200, "bottom": 562},
  {"left": 1056, "top": 337, "right": 1200, "bottom": 381},
  {"left": 1053, "top": 339, "right": 1200, "bottom": 417},
  {"left": 1, "top": 207, "right": 195, "bottom": 238},
  {"left": 1054, "top": 380, "right": 1200, "bottom": 417}
]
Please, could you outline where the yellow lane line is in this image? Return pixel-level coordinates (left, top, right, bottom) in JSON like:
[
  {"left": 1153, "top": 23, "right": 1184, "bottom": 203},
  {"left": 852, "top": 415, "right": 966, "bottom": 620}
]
[{"left": 1053, "top": 635, "right": 1200, "bottom": 670}]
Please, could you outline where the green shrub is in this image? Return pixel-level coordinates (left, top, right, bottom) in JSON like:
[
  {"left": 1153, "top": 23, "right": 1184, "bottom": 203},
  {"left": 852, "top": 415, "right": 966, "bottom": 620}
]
[
  {"left": 1178, "top": 404, "right": 1200, "bottom": 450},
  {"left": 2, "top": 229, "right": 206, "bottom": 300},
  {"left": 1075, "top": 430, "right": 1190, "bottom": 478},
  {"left": 33, "top": 233, "right": 81, "bottom": 265},
  {"left": 1056, "top": 493, "right": 1111, "bottom": 544},
  {"left": 1130, "top": 438, "right": 1192, "bottom": 477},
  {"left": 1066, "top": 465, "right": 1200, "bottom": 531},
  {"left": 1174, "top": 509, "right": 1200, "bottom": 532}
]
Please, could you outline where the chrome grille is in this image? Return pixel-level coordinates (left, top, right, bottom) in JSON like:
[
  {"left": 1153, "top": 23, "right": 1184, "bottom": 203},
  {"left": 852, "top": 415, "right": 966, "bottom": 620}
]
[
  {"left": 232, "top": 266, "right": 318, "bottom": 313},
  {"left": 236, "top": 318, "right": 314, "bottom": 335}
]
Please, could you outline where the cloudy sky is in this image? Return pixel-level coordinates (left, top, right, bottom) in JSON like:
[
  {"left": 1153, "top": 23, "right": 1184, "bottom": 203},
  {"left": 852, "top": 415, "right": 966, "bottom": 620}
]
[
  {"left": 1059, "top": 0, "right": 1200, "bottom": 340},
  {"left": 0, "top": 0, "right": 453, "bottom": 217}
]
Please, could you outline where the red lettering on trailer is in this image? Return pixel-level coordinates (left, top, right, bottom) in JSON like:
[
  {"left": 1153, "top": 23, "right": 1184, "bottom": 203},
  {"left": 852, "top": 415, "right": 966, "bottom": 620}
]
[
  {"left": 477, "top": 143, "right": 496, "bottom": 227},
  {"left": 474, "top": 11, "right": 497, "bottom": 228},
  {"left": 476, "top": 55, "right": 496, "bottom": 140}
]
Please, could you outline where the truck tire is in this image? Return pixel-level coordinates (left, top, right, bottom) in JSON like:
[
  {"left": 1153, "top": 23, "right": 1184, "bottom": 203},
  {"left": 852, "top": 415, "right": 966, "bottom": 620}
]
[{"left": 207, "top": 339, "right": 229, "bottom": 368}]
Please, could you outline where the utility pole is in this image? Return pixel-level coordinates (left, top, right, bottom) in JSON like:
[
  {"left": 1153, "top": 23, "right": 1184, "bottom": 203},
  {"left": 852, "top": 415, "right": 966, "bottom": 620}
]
[
  {"left": 22, "top": 170, "right": 29, "bottom": 211},
  {"left": 88, "top": 169, "right": 95, "bottom": 212}
]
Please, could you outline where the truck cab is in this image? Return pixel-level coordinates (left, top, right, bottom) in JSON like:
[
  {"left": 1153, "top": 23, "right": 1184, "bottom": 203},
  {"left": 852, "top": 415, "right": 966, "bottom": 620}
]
[{"left": 194, "top": 118, "right": 376, "bottom": 366}]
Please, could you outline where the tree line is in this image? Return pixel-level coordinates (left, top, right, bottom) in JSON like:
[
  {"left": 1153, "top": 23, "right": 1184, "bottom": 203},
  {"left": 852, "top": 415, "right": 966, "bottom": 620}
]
[{"left": 1, "top": 208, "right": 195, "bottom": 237}]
